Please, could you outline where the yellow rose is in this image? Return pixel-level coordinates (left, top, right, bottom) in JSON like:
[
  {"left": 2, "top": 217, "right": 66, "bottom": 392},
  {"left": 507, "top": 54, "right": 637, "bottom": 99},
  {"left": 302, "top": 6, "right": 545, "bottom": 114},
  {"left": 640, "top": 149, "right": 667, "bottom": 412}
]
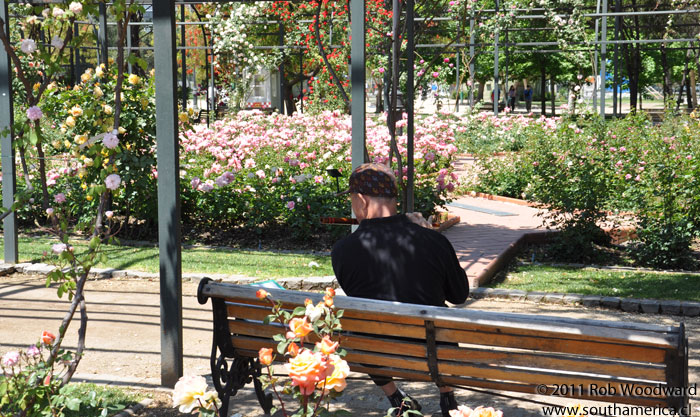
[
  {"left": 80, "top": 182, "right": 87, "bottom": 190},
  {"left": 178, "top": 112, "right": 189, "bottom": 123},
  {"left": 63, "top": 140, "right": 71, "bottom": 148},
  {"left": 84, "top": 157, "right": 94, "bottom": 167},
  {"left": 322, "top": 354, "right": 349, "bottom": 393},
  {"left": 74, "top": 134, "right": 88, "bottom": 145},
  {"left": 65, "top": 116, "right": 75, "bottom": 127},
  {"left": 94, "top": 86, "right": 103, "bottom": 97},
  {"left": 52, "top": 140, "right": 61, "bottom": 149},
  {"left": 149, "top": 68, "right": 155, "bottom": 77},
  {"left": 69, "top": 105, "right": 83, "bottom": 117},
  {"left": 86, "top": 194, "right": 93, "bottom": 201},
  {"left": 73, "top": 84, "right": 81, "bottom": 91},
  {"left": 95, "top": 66, "right": 104, "bottom": 78},
  {"left": 103, "top": 104, "right": 113, "bottom": 115},
  {"left": 108, "top": 57, "right": 114, "bottom": 65},
  {"left": 128, "top": 74, "right": 140, "bottom": 85},
  {"left": 117, "top": 126, "right": 126, "bottom": 134},
  {"left": 47, "top": 82, "right": 57, "bottom": 91},
  {"left": 80, "top": 72, "right": 91, "bottom": 83},
  {"left": 78, "top": 168, "right": 86, "bottom": 178},
  {"left": 33, "top": 82, "right": 40, "bottom": 91}
]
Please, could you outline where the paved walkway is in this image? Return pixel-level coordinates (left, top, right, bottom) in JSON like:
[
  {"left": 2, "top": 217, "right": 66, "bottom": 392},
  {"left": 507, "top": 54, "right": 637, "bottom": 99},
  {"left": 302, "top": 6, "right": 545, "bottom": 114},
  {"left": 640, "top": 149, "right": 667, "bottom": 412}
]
[
  {"left": 443, "top": 194, "right": 544, "bottom": 287},
  {"left": 1, "top": 275, "right": 697, "bottom": 416}
]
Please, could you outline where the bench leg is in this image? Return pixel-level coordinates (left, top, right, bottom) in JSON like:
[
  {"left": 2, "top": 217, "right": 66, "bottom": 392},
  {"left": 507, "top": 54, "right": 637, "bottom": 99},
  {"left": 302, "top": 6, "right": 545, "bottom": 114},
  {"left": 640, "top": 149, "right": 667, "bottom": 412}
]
[
  {"left": 252, "top": 359, "right": 274, "bottom": 414},
  {"left": 211, "top": 349, "right": 259, "bottom": 417}
]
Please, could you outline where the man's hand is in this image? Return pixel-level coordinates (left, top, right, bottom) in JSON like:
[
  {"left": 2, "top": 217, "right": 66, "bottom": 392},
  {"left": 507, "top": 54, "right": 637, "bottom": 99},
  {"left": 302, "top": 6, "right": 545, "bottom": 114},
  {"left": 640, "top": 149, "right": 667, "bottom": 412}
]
[{"left": 406, "top": 212, "right": 432, "bottom": 229}]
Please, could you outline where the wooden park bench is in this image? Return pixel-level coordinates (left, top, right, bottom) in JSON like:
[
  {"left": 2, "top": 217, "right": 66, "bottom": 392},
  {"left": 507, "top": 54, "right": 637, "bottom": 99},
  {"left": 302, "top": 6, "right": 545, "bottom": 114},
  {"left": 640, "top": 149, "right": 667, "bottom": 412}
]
[{"left": 197, "top": 278, "right": 689, "bottom": 417}]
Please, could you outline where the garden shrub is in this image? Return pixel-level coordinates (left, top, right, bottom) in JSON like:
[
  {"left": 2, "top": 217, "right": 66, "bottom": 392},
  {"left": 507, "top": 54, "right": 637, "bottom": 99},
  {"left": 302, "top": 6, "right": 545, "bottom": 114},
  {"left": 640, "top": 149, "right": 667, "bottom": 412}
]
[
  {"left": 179, "top": 110, "right": 459, "bottom": 240},
  {"left": 460, "top": 108, "right": 700, "bottom": 268},
  {"left": 527, "top": 115, "right": 615, "bottom": 262},
  {"left": 26, "top": 66, "right": 158, "bottom": 235}
]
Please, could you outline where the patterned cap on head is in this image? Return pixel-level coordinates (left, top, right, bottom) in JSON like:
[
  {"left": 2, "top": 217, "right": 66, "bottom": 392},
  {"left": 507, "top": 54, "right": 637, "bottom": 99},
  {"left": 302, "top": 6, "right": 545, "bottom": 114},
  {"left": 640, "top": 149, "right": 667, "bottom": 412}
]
[{"left": 340, "top": 163, "right": 397, "bottom": 198}]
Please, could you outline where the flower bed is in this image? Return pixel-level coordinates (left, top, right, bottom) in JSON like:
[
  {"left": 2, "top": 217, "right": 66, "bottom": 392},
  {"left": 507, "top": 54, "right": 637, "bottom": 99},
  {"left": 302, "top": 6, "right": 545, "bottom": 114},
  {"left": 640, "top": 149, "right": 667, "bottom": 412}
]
[
  {"left": 178, "top": 110, "right": 460, "bottom": 239},
  {"left": 456, "top": 110, "right": 700, "bottom": 269}
]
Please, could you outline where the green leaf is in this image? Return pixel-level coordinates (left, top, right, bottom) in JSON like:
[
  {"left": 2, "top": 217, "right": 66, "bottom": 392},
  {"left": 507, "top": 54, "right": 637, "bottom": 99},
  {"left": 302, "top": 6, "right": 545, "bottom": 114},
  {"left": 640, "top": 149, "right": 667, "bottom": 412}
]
[
  {"left": 292, "top": 306, "right": 306, "bottom": 316},
  {"left": 28, "top": 129, "right": 38, "bottom": 145},
  {"left": 65, "top": 397, "right": 82, "bottom": 411}
]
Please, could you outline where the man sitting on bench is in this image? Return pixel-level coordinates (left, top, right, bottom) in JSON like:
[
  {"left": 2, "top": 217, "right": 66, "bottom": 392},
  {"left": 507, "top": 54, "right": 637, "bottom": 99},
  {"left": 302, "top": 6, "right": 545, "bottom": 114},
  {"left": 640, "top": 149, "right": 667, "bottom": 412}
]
[{"left": 331, "top": 163, "right": 469, "bottom": 417}]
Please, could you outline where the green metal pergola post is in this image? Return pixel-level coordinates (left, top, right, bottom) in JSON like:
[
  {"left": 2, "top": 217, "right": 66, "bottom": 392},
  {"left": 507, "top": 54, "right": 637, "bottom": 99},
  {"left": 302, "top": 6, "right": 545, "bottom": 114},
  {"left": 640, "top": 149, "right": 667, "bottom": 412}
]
[
  {"left": 406, "top": 0, "right": 415, "bottom": 212},
  {"left": 98, "top": 2, "right": 108, "bottom": 68},
  {"left": 493, "top": 0, "right": 500, "bottom": 115},
  {"left": 0, "top": 0, "right": 17, "bottom": 264},
  {"left": 599, "top": 0, "right": 608, "bottom": 117},
  {"left": 153, "top": 0, "right": 183, "bottom": 388},
  {"left": 350, "top": 0, "right": 365, "bottom": 169}
]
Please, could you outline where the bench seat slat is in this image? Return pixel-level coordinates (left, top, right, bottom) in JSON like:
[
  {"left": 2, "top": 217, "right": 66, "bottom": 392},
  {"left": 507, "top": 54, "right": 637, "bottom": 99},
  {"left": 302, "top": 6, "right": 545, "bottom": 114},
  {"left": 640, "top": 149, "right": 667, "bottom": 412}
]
[
  {"left": 229, "top": 336, "right": 667, "bottom": 395},
  {"left": 229, "top": 332, "right": 666, "bottom": 381}
]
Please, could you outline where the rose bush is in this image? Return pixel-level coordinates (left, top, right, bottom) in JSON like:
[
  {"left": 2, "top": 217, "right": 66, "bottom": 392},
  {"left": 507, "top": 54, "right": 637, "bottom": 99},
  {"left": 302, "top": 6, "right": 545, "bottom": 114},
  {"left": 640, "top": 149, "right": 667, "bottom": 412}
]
[
  {"left": 0, "top": 331, "right": 129, "bottom": 417},
  {"left": 179, "top": 109, "right": 460, "bottom": 239},
  {"left": 458, "top": 110, "right": 700, "bottom": 268}
]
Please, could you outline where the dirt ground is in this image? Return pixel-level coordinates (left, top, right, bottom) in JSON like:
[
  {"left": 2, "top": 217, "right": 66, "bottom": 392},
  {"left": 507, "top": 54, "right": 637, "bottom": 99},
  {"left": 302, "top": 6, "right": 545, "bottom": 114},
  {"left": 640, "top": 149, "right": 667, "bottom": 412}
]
[{"left": 1, "top": 274, "right": 699, "bottom": 416}]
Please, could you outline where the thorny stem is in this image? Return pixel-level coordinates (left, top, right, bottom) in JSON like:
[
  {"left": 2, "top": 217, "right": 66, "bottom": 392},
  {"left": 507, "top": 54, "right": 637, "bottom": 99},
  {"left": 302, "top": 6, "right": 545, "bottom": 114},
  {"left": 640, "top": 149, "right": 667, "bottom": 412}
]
[
  {"left": 267, "top": 365, "right": 289, "bottom": 417},
  {"left": 94, "top": 0, "right": 133, "bottom": 237},
  {"left": 313, "top": 0, "right": 350, "bottom": 112}
]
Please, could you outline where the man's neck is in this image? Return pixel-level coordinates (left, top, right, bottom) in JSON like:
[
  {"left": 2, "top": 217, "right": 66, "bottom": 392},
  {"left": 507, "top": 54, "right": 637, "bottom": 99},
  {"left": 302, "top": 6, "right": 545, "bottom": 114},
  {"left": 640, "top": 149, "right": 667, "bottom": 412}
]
[{"left": 366, "top": 206, "right": 397, "bottom": 220}]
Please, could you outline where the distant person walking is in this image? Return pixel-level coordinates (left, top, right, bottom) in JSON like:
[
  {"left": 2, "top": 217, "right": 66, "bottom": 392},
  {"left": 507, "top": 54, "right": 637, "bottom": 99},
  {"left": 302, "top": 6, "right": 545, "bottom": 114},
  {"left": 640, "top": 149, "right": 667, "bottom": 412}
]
[
  {"left": 523, "top": 85, "right": 533, "bottom": 113},
  {"left": 508, "top": 85, "right": 516, "bottom": 110}
]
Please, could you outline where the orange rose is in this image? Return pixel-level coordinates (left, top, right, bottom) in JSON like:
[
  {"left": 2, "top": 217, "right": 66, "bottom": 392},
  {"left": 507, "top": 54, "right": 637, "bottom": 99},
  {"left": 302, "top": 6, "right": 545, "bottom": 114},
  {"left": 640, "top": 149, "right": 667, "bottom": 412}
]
[
  {"left": 288, "top": 317, "right": 313, "bottom": 338},
  {"left": 304, "top": 298, "right": 313, "bottom": 306},
  {"left": 285, "top": 349, "right": 329, "bottom": 395},
  {"left": 256, "top": 289, "right": 269, "bottom": 300},
  {"left": 41, "top": 331, "right": 56, "bottom": 345},
  {"left": 323, "top": 295, "right": 334, "bottom": 308},
  {"left": 287, "top": 342, "right": 300, "bottom": 357},
  {"left": 322, "top": 354, "right": 349, "bottom": 393},
  {"left": 258, "top": 347, "right": 273, "bottom": 366},
  {"left": 325, "top": 287, "right": 336, "bottom": 297},
  {"left": 316, "top": 335, "right": 339, "bottom": 355}
]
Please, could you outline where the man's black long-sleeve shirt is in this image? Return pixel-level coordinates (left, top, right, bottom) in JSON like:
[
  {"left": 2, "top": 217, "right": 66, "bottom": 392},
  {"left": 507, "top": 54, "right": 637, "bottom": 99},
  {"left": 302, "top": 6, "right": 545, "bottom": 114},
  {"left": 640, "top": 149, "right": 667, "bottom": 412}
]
[{"left": 331, "top": 214, "right": 469, "bottom": 307}]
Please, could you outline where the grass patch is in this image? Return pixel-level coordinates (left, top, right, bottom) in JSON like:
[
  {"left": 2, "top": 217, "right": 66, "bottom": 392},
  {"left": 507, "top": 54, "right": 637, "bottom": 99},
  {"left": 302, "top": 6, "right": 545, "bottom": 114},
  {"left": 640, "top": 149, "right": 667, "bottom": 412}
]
[
  {"left": 488, "top": 264, "right": 700, "bottom": 301},
  {"left": 59, "top": 383, "right": 141, "bottom": 417},
  {"left": 0, "top": 236, "right": 333, "bottom": 278}
]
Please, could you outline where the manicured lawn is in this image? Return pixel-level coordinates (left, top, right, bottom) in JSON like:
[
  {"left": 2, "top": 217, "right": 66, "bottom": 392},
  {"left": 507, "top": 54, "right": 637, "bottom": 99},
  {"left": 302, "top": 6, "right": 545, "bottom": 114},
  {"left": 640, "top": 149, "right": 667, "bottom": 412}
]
[
  {"left": 489, "top": 264, "right": 700, "bottom": 301},
  {"left": 0, "top": 236, "right": 333, "bottom": 278}
]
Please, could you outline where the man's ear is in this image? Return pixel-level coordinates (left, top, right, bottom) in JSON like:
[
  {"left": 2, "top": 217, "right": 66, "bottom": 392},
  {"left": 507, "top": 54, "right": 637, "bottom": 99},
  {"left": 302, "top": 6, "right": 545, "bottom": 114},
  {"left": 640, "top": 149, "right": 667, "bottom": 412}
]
[{"left": 356, "top": 193, "right": 369, "bottom": 213}]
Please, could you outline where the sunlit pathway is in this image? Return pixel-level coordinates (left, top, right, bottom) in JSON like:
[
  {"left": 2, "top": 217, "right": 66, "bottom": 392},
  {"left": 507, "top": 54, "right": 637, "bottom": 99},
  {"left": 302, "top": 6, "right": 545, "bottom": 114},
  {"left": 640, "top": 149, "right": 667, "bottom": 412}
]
[{"left": 443, "top": 195, "right": 545, "bottom": 287}]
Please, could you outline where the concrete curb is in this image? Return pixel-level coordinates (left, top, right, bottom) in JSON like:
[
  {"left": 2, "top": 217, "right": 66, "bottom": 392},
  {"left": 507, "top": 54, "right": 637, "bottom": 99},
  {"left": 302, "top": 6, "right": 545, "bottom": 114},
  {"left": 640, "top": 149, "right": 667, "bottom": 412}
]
[
  {"left": 3, "top": 261, "right": 340, "bottom": 292},
  {"left": 6, "top": 262, "right": 697, "bottom": 317},
  {"left": 470, "top": 287, "right": 700, "bottom": 317}
]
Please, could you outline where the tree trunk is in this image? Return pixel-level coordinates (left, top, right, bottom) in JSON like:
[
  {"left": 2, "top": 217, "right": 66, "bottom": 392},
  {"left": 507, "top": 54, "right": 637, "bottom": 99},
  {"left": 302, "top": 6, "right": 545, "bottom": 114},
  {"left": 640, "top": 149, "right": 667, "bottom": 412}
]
[
  {"left": 550, "top": 76, "right": 556, "bottom": 116},
  {"left": 540, "top": 64, "right": 547, "bottom": 115},
  {"left": 477, "top": 80, "right": 485, "bottom": 102},
  {"left": 660, "top": 44, "right": 672, "bottom": 105},
  {"left": 35, "top": 141, "right": 50, "bottom": 210}
]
